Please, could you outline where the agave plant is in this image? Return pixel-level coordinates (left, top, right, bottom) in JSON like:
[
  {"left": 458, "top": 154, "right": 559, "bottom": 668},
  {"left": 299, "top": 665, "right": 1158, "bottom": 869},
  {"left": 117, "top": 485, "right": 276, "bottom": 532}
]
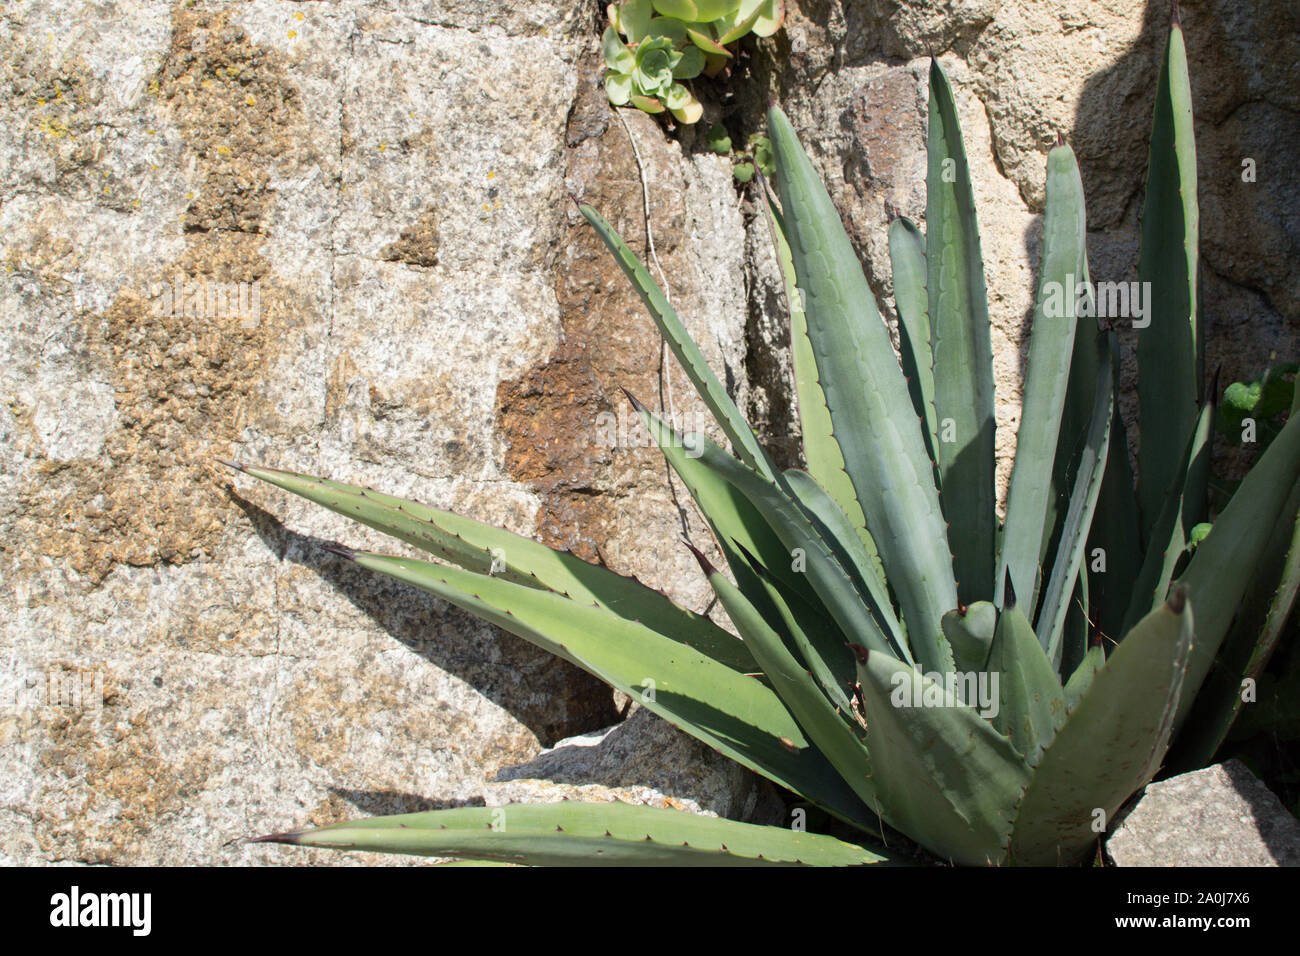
[
  {"left": 232, "top": 16, "right": 1300, "bottom": 865},
  {"left": 603, "top": 0, "right": 784, "bottom": 124}
]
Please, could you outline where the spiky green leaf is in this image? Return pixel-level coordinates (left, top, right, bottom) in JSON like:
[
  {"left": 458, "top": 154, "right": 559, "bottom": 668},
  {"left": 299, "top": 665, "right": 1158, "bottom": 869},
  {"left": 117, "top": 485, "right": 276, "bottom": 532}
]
[
  {"left": 926, "top": 58, "right": 996, "bottom": 606},
  {"left": 889, "top": 217, "right": 939, "bottom": 464},
  {"left": 333, "top": 547, "right": 878, "bottom": 831},
  {"left": 1136, "top": 16, "right": 1201, "bottom": 544},
  {"left": 768, "top": 104, "right": 957, "bottom": 673},
  {"left": 986, "top": 590, "right": 1067, "bottom": 764},
  {"left": 1174, "top": 412, "right": 1300, "bottom": 729},
  {"left": 1008, "top": 592, "right": 1193, "bottom": 866},
  {"left": 998, "top": 143, "right": 1086, "bottom": 617},
  {"left": 229, "top": 462, "right": 756, "bottom": 674},
  {"left": 851, "top": 648, "right": 1032, "bottom": 866},
  {"left": 757, "top": 176, "right": 874, "bottom": 564},
  {"left": 256, "top": 800, "right": 889, "bottom": 866},
  {"left": 1121, "top": 400, "right": 1215, "bottom": 635},
  {"left": 578, "top": 203, "right": 776, "bottom": 480},
  {"left": 941, "top": 602, "right": 997, "bottom": 674},
  {"left": 1037, "top": 351, "right": 1113, "bottom": 666}
]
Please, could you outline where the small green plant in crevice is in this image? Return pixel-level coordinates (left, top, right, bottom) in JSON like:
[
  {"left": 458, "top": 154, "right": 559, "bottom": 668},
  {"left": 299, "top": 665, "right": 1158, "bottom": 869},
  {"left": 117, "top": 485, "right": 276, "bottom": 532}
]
[
  {"left": 702, "top": 124, "right": 774, "bottom": 184},
  {"left": 232, "top": 13, "right": 1300, "bottom": 866},
  {"left": 602, "top": 0, "right": 784, "bottom": 125},
  {"left": 1216, "top": 362, "right": 1296, "bottom": 461},
  {"left": 731, "top": 132, "right": 773, "bottom": 182},
  {"left": 704, "top": 122, "right": 732, "bottom": 154}
]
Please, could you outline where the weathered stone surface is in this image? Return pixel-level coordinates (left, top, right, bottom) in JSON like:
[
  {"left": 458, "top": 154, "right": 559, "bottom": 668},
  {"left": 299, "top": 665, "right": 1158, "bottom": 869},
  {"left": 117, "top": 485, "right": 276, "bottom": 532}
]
[
  {"left": 0, "top": 0, "right": 755, "bottom": 865},
  {"left": 495, "top": 708, "right": 789, "bottom": 825},
  {"left": 3, "top": 0, "right": 1297, "bottom": 866},
  {"left": 1107, "top": 759, "right": 1300, "bottom": 866}
]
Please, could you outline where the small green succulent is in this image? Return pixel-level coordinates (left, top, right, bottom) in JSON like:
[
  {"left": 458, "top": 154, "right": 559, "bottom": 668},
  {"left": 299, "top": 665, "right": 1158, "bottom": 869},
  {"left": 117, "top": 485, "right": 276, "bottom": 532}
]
[
  {"left": 234, "top": 13, "right": 1300, "bottom": 865},
  {"left": 732, "top": 132, "right": 773, "bottom": 181},
  {"left": 704, "top": 122, "right": 732, "bottom": 155},
  {"left": 1217, "top": 362, "right": 1296, "bottom": 452},
  {"left": 602, "top": 0, "right": 785, "bottom": 125}
]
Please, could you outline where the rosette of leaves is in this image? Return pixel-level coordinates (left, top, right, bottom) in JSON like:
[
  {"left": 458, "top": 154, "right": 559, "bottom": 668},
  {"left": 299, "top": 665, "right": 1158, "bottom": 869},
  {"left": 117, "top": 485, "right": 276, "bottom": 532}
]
[
  {"left": 603, "top": 0, "right": 785, "bottom": 124},
  {"left": 234, "top": 12, "right": 1300, "bottom": 866}
]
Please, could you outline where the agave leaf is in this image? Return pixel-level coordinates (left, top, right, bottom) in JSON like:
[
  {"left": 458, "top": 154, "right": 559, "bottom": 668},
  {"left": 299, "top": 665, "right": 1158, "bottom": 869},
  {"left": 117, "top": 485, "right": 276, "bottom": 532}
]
[
  {"left": 737, "top": 544, "right": 858, "bottom": 716},
  {"left": 998, "top": 143, "right": 1086, "bottom": 618},
  {"left": 255, "top": 800, "right": 890, "bottom": 866},
  {"left": 926, "top": 59, "right": 996, "bottom": 607},
  {"left": 578, "top": 203, "right": 776, "bottom": 480},
  {"left": 1170, "top": 476, "right": 1300, "bottom": 769},
  {"left": 333, "top": 547, "right": 878, "bottom": 831},
  {"left": 1057, "top": 570, "right": 1091, "bottom": 679},
  {"left": 851, "top": 647, "right": 1032, "bottom": 866},
  {"left": 1036, "top": 350, "right": 1113, "bottom": 666},
  {"left": 941, "top": 601, "right": 997, "bottom": 673},
  {"left": 1136, "top": 15, "right": 1201, "bottom": 544},
  {"left": 1229, "top": 641, "right": 1300, "bottom": 743},
  {"left": 693, "top": 546, "right": 883, "bottom": 816},
  {"left": 756, "top": 175, "right": 873, "bottom": 560},
  {"left": 782, "top": 468, "right": 901, "bottom": 654},
  {"left": 1088, "top": 340, "right": 1142, "bottom": 645},
  {"left": 630, "top": 397, "right": 817, "bottom": 610},
  {"left": 1121, "top": 399, "right": 1215, "bottom": 636},
  {"left": 686, "top": 427, "right": 911, "bottom": 666},
  {"left": 1040, "top": 277, "right": 1106, "bottom": 624},
  {"left": 889, "top": 217, "right": 939, "bottom": 464},
  {"left": 1173, "top": 412, "right": 1300, "bottom": 729},
  {"left": 1062, "top": 643, "right": 1105, "bottom": 710},
  {"left": 228, "top": 462, "right": 756, "bottom": 675},
  {"left": 986, "top": 580, "right": 1067, "bottom": 764},
  {"left": 1007, "top": 591, "right": 1193, "bottom": 866},
  {"left": 768, "top": 104, "right": 958, "bottom": 671}
]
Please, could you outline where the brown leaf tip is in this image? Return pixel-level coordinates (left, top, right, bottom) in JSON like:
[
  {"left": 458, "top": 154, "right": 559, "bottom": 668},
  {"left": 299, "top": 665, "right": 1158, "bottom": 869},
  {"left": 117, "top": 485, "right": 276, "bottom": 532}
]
[
  {"left": 681, "top": 537, "right": 718, "bottom": 577},
  {"left": 620, "top": 387, "right": 648, "bottom": 414},
  {"left": 1003, "top": 570, "right": 1018, "bottom": 610},
  {"left": 847, "top": 642, "right": 869, "bottom": 665},
  {"left": 248, "top": 831, "right": 302, "bottom": 845}
]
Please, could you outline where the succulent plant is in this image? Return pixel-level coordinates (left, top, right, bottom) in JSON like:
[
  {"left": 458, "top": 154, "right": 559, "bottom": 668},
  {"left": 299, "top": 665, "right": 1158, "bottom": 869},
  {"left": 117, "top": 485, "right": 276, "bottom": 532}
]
[
  {"left": 232, "top": 14, "right": 1300, "bottom": 865},
  {"left": 602, "top": 0, "right": 785, "bottom": 124},
  {"left": 731, "top": 132, "right": 773, "bottom": 182}
]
